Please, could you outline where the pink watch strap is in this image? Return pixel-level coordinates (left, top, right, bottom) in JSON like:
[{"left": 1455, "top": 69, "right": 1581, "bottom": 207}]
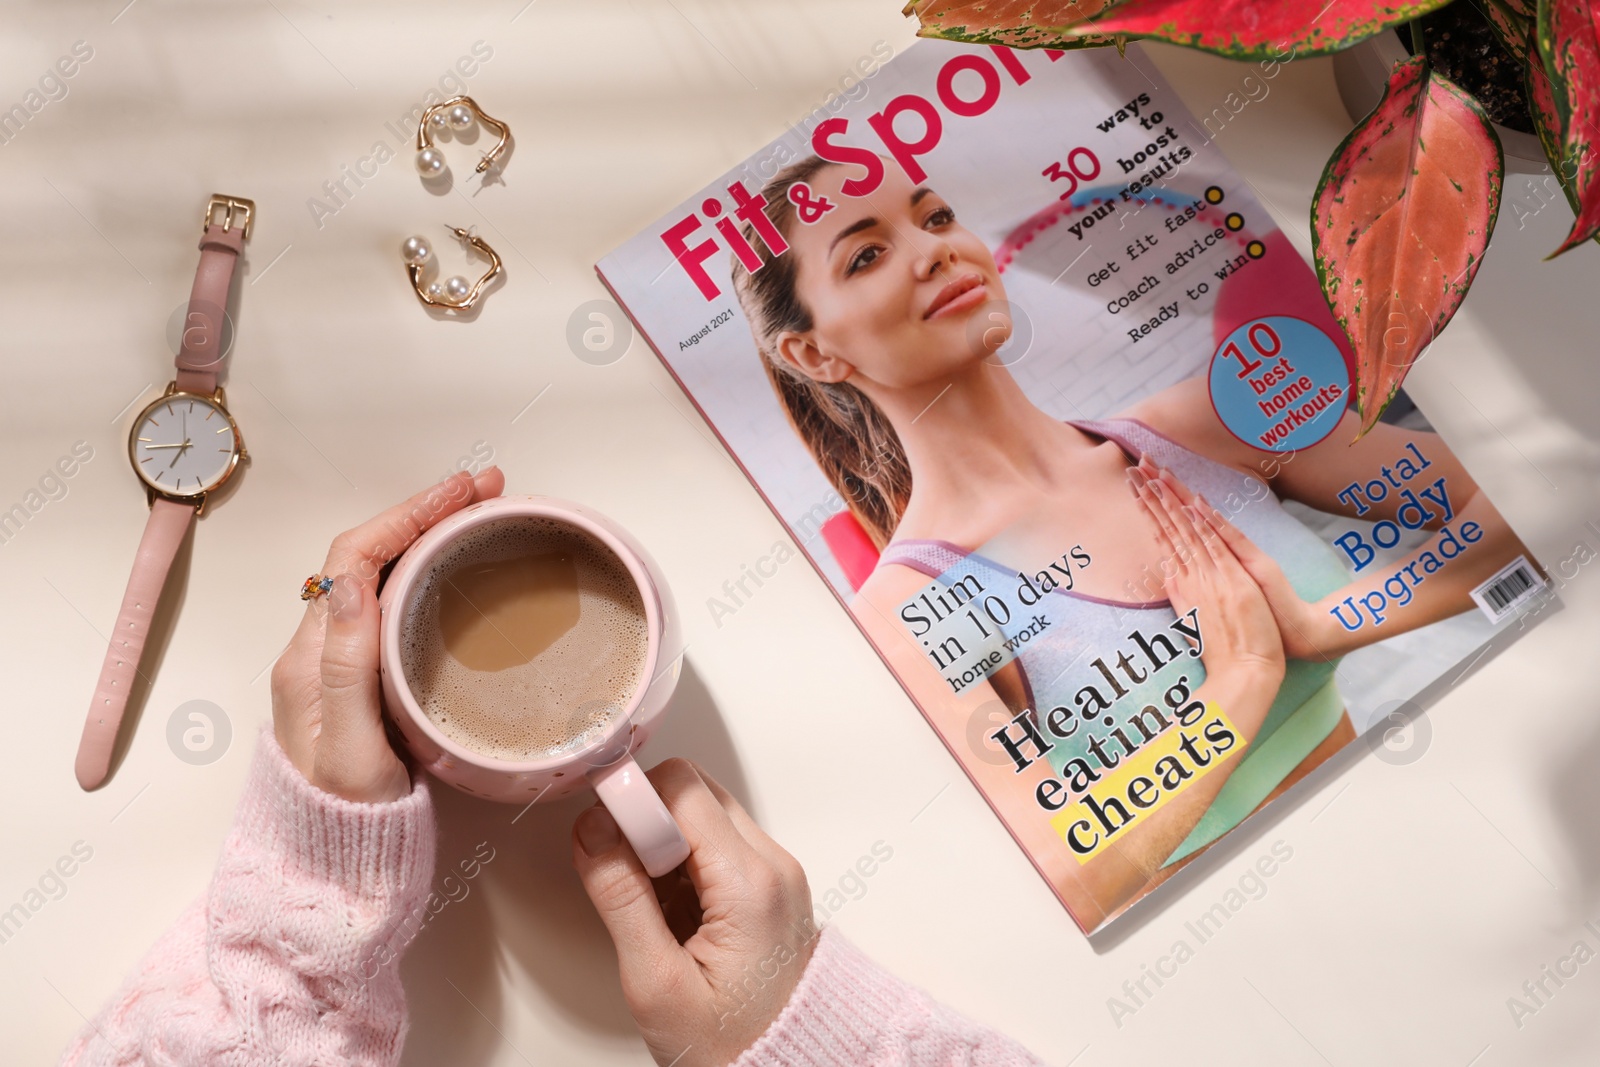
[
  {"left": 75, "top": 498, "right": 196, "bottom": 790},
  {"left": 174, "top": 223, "right": 246, "bottom": 396},
  {"left": 76, "top": 198, "right": 250, "bottom": 790}
]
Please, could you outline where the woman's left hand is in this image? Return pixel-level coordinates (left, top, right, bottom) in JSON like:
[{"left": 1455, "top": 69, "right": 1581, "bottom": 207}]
[
  {"left": 1132, "top": 455, "right": 1337, "bottom": 662},
  {"left": 270, "top": 467, "right": 505, "bottom": 802}
]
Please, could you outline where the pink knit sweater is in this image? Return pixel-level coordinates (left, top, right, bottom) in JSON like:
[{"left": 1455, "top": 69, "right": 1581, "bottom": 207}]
[{"left": 61, "top": 730, "right": 1044, "bottom": 1066}]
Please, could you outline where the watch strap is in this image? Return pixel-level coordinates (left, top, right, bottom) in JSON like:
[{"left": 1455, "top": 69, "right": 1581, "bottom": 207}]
[
  {"left": 76, "top": 498, "right": 197, "bottom": 790},
  {"left": 174, "top": 222, "right": 247, "bottom": 396},
  {"left": 76, "top": 196, "right": 252, "bottom": 790}
]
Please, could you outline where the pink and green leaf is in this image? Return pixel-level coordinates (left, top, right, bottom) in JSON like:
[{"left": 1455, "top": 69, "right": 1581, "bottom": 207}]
[
  {"left": 1524, "top": 36, "right": 1600, "bottom": 243},
  {"left": 903, "top": 0, "right": 1125, "bottom": 49},
  {"left": 1500, "top": 0, "right": 1536, "bottom": 16},
  {"left": 1065, "top": 0, "right": 1455, "bottom": 59},
  {"left": 1311, "top": 56, "right": 1503, "bottom": 438},
  {"left": 1536, "top": 0, "right": 1600, "bottom": 254},
  {"left": 1528, "top": 32, "right": 1575, "bottom": 180},
  {"left": 1479, "top": 0, "right": 1534, "bottom": 64}
]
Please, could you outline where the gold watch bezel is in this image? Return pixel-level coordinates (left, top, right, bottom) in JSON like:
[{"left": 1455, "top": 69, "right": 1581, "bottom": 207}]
[{"left": 127, "top": 383, "right": 247, "bottom": 515}]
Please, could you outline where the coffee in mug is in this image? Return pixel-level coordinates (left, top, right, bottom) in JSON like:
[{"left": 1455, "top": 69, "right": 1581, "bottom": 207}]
[
  {"left": 377, "top": 494, "right": 690, "bottom": 877},
  {"left": 399, "top": 517, "right": 647, "bottom": 761}
]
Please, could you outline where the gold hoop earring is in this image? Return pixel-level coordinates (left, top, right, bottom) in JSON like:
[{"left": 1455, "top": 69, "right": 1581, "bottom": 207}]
[
  {"left": 400, "top": 225, "right": 503, "bottom": 310},
  {"left": 413, "top": 95, "right": 512, "bottom": 179}
]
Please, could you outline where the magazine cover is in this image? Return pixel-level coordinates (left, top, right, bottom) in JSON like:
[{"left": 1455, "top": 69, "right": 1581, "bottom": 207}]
[{"left": 597, "top": 39, "right": 1553, "bottom": 934}]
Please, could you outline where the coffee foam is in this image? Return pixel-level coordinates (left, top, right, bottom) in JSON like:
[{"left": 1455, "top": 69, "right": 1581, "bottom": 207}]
[{"left": 399, "top": 516, "right": 649, "bottom": 762}]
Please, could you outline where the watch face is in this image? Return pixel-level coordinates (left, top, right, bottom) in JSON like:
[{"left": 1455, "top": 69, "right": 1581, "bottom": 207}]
[{"left": 129, "top": 392, "right": 241, "bottom": 497}]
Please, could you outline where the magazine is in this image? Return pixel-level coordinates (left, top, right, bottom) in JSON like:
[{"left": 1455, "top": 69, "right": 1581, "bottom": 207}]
[{"left": 597, "top": 38, "right": 1554, "bottom": 934}]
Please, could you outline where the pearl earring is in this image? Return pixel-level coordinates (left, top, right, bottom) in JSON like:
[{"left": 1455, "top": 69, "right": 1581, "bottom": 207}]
[
  {"left": 413, "top": 95, "right": 512, "bottom": 181},
  {"left": 400, "top": 225, "right": 502, "bottom": 311}
]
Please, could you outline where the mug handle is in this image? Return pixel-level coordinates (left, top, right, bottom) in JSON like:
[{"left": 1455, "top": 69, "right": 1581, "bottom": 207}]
[{"left": 588, "top": 756, "right": 690, "bottom": 877}]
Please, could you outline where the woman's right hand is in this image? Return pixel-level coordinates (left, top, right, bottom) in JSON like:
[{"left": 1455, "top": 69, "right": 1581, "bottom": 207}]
[
  {"left": 1129, "top": 466, "right": 1286, "bottom": 692},
  {"left": 572, "top": 759, "right": 817, "bottom": 1067}
]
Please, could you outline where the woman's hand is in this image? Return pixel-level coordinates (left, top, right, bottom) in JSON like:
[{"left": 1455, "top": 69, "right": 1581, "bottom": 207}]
[
  {"left": 1135, "top": 456, "right": 1337, "bottom": 662},
  {"left": 1129, "top": 461, "right": 1286, "bottom": 691},
  {"left": 270, "top": 467, "right": 505, "bottom": 803},
  {"left": 573, "top": 759, "right": 817, "bottom": 1067}
]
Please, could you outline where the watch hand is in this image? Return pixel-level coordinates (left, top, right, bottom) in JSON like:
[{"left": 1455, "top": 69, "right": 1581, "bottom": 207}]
[{"left": 146, "top": 443, "right": 188, "bottom": 449}]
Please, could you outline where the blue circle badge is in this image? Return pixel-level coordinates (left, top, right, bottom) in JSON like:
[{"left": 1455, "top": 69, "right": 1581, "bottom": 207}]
[{"left": 1208, "top": 316, "right": 1349, "bottom": 453}]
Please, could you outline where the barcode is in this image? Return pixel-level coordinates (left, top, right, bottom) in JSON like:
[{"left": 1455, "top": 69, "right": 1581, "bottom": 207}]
[
  {"left": 1482, "top": 567, "right": 1533, "bottom": 612},
  {"left": 1469, "top": 554, "right": 1546, "bottom": 622}
]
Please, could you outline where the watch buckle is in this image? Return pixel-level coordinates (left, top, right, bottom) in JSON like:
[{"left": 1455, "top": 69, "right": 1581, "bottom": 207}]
[{"left": 203, "top": 194, "right": 254, "bottom": 240}]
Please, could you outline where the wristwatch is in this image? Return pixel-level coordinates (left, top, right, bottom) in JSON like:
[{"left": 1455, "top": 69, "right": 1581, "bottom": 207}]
[{"left": 75, "top": 194, "right": 254, "bottom": 791}]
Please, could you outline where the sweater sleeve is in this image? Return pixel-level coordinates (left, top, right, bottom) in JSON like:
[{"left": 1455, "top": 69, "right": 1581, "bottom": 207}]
[
  {"left": 59, "top": 727, "right": 437, "bottom": 1067},
  {"left": 732, "top": 925, "right": 1048, "bottom": 1067}
]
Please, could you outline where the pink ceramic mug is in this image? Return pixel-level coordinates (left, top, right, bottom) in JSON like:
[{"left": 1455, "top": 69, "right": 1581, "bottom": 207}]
[{"left": 377, "top": 494, "right": 690, "bottom": 877}]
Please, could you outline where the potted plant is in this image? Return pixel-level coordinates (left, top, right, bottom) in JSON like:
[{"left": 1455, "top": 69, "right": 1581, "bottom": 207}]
[{"left": 903, "top": 0, "right": 1598, "bottom": 438}]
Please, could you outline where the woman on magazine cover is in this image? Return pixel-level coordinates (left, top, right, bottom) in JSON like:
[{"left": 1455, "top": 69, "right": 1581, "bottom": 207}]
[{"left": 730, "top": 154, "right": 1533, "bottom": 929}]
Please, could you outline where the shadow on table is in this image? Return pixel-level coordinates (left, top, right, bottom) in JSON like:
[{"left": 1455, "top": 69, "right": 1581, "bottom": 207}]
[
  {"left": 1551, "top": 690, "right": 1600, "bottom": 904},
  {"left": 1448, "top": 177, "right": 1600, "bottom": 922},
  {"left": 398, "top": 658, "right": 745, "bottom": 1065}
]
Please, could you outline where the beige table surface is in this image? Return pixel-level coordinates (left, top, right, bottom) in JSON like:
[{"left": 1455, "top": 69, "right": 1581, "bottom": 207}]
[{"left": 4, "top": 2, "right": 1599, "bottom": 1064}]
